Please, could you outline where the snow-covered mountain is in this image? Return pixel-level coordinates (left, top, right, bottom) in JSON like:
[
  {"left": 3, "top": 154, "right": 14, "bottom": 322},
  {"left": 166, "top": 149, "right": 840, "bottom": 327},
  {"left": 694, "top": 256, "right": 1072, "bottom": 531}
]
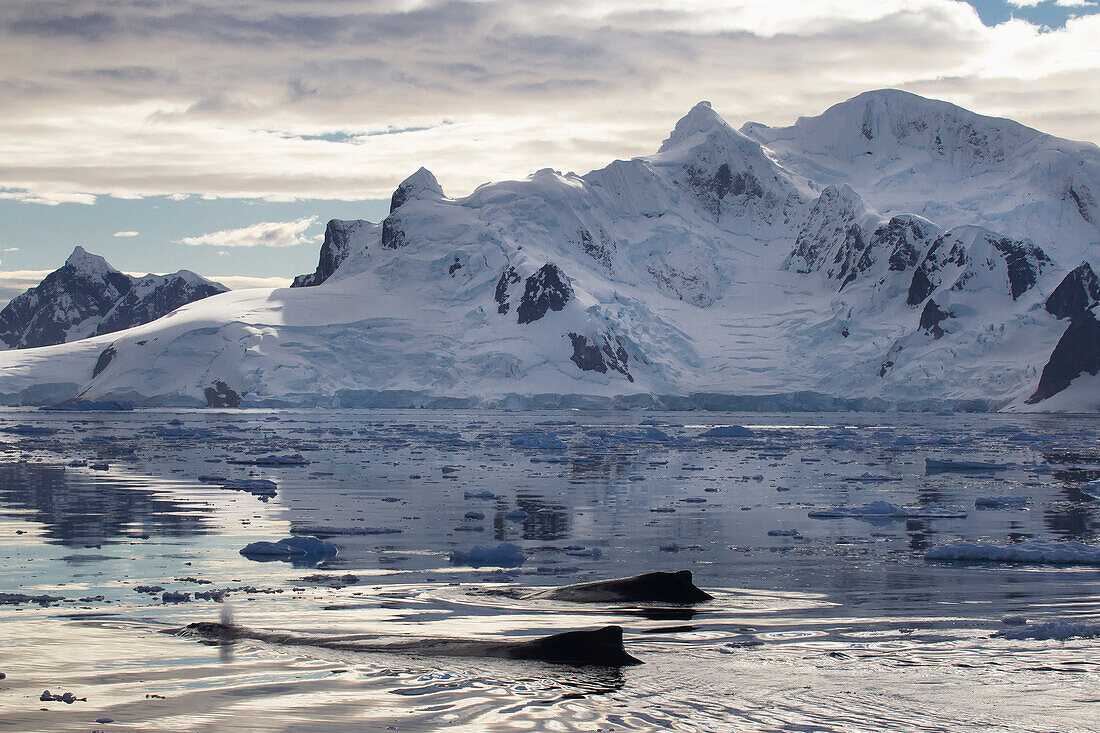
[
  {"left": 0, "top": 91, "right": 1096, "bottom": 411},
  {"left": 0, "top": 247, "right": 227, "bottom": 349}
]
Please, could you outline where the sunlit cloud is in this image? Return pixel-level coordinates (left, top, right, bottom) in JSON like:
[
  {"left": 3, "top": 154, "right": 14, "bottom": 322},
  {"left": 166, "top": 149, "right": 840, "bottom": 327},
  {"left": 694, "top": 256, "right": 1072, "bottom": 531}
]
[
  {"left": 113, "top": 230, "right": 139, "bottom": 237},
  {"left": 178, "top": 216, "right": 318, "bottom": 248},
  {"left": 0, "top": 0, "right": 1096, "bottom": 203}
]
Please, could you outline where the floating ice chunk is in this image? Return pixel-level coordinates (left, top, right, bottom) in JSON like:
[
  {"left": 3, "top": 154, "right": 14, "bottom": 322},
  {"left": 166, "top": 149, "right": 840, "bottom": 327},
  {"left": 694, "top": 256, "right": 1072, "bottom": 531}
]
[
  {"left": 509, "top": 432, "right": 567, "bottom": 450},
  {"left": 220, "top": 478, "right": 277, "bottom": 497},
  {"left": 845, "top": 472, "right": 903, "bottom": 483},
  {"left": 926, "top": 458, "right": 1008, "bottom": 474},
  {"left": 504, "top": 509, "right": 529, "bottom": 521},
  {"left": 449, "top": 542, "right": 525, "bottom": 568},
  {"left": 994, "top": 621, "right": 1100, "bottom": 641},
  {"left": 240, "top": 536, "right": 338, "bottom": 560},
  {"left": 767, "top": 529, "right": 801, "bottom": 537},
  {"left": 700, "top": 425, "right": 754, "bottom": 438},
  {"left": 1000, "top": 615, "right": 1028, "bottom": 626},
  {"left": 563, "top": 546, "right": 601, "bottom": 557},
  {"left": 809, "top": 501, "right": 966, "bottom": 518},
  {"left": 464, "top": 491, "right": 497, "bottom": 500},
  {"left": 291, "top": 526, "right": 401, "bottom": 536},
  {"left": 925, "top": 539, "right": 1100, "bottom": 565},
  {"left": 974, "top": 496, "right": 1028, "bottom": 509}
]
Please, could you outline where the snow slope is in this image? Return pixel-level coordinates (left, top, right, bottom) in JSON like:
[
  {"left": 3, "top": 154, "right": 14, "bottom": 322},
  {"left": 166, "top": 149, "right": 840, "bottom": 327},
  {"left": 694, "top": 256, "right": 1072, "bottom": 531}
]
[{"left": 0, "top": 92, "right": 1097, "bottom": 410}]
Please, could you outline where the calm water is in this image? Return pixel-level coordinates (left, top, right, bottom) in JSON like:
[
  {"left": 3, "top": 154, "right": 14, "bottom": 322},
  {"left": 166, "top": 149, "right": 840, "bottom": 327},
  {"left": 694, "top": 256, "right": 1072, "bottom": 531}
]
[{"left": 1, "top": 409, "right": 1098, "bottom": 731}]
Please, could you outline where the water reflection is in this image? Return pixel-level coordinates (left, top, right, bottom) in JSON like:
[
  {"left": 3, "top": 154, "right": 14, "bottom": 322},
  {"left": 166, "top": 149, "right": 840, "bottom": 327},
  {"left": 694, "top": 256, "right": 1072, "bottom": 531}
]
[{"left": 0, "top": 462, "right": 214, "bottom": 547}]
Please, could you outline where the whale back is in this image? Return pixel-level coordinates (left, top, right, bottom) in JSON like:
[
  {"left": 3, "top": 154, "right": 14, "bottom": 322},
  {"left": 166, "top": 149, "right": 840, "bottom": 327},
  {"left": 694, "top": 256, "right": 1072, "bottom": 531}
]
[
  {"left": 538, "top": 570, "right": 713, "bottom": 604},
  {"left": 508, "top": 625, "right": 642, "bottom": 666}
]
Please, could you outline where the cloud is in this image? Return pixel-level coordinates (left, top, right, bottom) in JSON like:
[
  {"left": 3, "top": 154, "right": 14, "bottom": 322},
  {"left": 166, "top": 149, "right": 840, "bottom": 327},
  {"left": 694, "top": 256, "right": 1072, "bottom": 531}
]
[
  {"left": 178, "top": 216, "right": 318, "bottom": 248},
  {"left": 113, "top": 230, "right": 138, "bottom": 237},
  {"left": 209, "top": 274, "right": 292, "bottom": 290},
  {"left": 0, "top": 0, "right": 1097, "bottom": 203}
]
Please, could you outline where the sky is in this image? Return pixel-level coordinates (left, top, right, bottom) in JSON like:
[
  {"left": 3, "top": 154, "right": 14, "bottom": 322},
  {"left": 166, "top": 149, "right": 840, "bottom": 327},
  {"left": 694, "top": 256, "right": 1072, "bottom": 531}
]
[{"left": 1, "top": 0, "right": 1098, "bottom": 304}]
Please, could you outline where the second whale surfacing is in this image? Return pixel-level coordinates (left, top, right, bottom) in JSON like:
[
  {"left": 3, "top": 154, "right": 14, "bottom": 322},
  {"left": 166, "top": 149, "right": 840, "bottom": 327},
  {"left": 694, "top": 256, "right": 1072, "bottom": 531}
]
[
  {"left": 532, "top": 570, "right": 714, "bottom": 604},
  {"left": 177, "top": 622, "right": 642, "bottom": 667}
]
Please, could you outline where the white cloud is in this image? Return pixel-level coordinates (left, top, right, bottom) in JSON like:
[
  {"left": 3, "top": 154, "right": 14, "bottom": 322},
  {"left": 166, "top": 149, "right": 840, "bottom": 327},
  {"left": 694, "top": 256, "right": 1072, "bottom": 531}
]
[
  {"left": 178, "top": 217, "right": 318, "bottom": 248},
  {"left": 209, "top": 275, "right": 292, "bottom": 290},
  {"left": 113, "top": 230, "right": 139, "bottom": 237},
  {"left": 0, "top": 1, "right": 1096, "bottom": 202}
]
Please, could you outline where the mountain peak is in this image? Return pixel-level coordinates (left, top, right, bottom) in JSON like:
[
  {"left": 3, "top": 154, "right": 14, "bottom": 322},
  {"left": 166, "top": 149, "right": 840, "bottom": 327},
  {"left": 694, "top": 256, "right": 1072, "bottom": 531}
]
[
  {"left": 659, "top": 101, "right": 732, "bottom": 153},
  {"left": 390, "top": 167, "right": 445, "bottom": 213},
  {"left": 64, "top": 246, "right": 117, "bottom": 276}
]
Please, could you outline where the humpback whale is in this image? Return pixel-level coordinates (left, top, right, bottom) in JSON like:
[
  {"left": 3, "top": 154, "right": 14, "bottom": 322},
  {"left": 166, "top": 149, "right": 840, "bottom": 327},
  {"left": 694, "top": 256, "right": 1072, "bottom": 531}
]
[
  {"left": 177, "top": 622, "right": 642, "bottom": 667},
  {"left": 532, "top": 570, "right": 713, "bottom": 604}
]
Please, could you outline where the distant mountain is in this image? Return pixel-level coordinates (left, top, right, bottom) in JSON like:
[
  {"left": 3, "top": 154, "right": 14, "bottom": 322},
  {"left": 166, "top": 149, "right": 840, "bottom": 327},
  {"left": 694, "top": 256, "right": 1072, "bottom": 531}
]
[
  {"left": 0, "top": 91, "right": 1097, "bottom": 411},
  {"left": 0, "top": 247, "right": 227, "bottom": 349}
]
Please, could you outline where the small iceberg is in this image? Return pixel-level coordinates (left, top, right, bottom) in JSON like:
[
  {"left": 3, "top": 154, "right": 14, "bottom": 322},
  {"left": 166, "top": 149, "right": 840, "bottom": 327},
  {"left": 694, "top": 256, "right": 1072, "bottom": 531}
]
[
  {"left": 925, "top": 539, "right": 1100, "bottom": 565},
  {"left": 809, "top": 501, "right": 966, "bottom": 519},
  {"left": 240, "top": 536, "right": 338, "bottom": 562},
  {"left": 974, "top": 496, "right": 1029, "bottom": 509},
  {"left": 449, "top": 542, "right": 525, "bottom": 568},
  {"left": 926, "top": 458, "right": 1008, "bottom": 474},
  {"left": 220, "top": 478, "right": 278, "bottom": 498},
  {"left": 700, "top": 425, "right": 754, "bottom": 438},
  {"left": 994, "top": 620, "right": 1100, "bottom": 641}
]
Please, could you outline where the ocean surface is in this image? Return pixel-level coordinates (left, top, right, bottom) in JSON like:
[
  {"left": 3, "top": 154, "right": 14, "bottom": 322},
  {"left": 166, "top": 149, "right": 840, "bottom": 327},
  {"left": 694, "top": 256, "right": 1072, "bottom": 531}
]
[{"left": 1, "top": 409, "right": 1098, "bottom": 732}]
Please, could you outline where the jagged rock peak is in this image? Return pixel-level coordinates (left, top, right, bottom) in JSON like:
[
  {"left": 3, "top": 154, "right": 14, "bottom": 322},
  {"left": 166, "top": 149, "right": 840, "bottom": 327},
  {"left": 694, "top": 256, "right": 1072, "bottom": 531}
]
[
  {"left": 390, "top": 167, "right": 445, "bottom": 213},
  {"left": 65, "top": 246, "right": 117, "bottom": 276}
]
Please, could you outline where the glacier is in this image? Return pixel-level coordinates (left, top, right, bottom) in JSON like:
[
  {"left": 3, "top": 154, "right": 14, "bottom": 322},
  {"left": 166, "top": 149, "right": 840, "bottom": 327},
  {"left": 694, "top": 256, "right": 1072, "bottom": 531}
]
[{"left": 0, "top": 90, "right": 1097, "bottom": 411}]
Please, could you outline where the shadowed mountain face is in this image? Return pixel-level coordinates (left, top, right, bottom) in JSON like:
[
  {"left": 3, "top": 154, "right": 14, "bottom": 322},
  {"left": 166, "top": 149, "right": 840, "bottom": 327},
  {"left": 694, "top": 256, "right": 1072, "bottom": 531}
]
[{"left": 0, "top": 247, "right": 226, "bottom": 349}]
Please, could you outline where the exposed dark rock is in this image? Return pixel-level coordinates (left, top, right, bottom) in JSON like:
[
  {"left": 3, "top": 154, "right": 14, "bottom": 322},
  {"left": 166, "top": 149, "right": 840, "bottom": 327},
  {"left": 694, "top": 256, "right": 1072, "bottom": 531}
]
[
  {"left": 918, "top": 299, "right": 952, "bottom": 339},
  {"left": 380, "top": 216, "right": 406, "bottom": 249},
  {"left": 568, "top": 332, "right": 633, "bottom": 382},
  {"left": 494, "top": 267, "right": 521, "bottom": 315},
  {"left": 448, "top": 257, "right": 462, "bottom": 276},
  {"left": 1065, "top": 182, "right": 1096, "bottom": 225},
  {"left": 569, "top": 228, "right": 615, "bottom": 270},
  {"left": 1028, "top": 310, "right": 1100, "bottom": 403},
  {"left": 204, "top": 380, "right": 243, "bottom": 408},
  {"left": 389, "top": 167, "right": 444, "bottom": 214},
  {"left": 516, "top": 264, "right": 572, "bottom": 325},
  {"left": 291, "top": 219, "right": 371, "bottom": 288},
  {"left": 786, "top": 185, "right": 886, "bottom": 289},
  {"left": 990, "top": 236, "right": 1051, "bottom": 300},
  {"left": 96, "top": 274, "right": 225, "bottom": 335},
  {"left": 685, "top": 162, "right": 764, "bottom": 218},
  {"left": 1045, "top": 262, "right": 1100, "bottom": 320},
  {"left": 569, "top": 334, "right": 605, "bottom": 373},
  {"left": 92, "top": 345, "right": 116, "bottom": 378},
  {"left": 0, "top": 247, "right": 226, "bottom": 349},
  {"left": 880, "top": 216, "right": 937, "bottom": 272}
]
